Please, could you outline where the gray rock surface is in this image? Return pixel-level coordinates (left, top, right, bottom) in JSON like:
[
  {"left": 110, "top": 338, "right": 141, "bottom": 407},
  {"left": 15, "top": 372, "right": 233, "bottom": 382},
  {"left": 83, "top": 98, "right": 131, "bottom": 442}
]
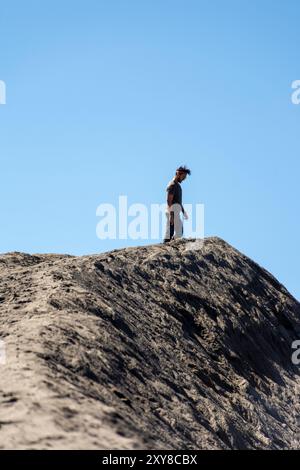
[{"left": 0, "top": 236, "right": 299, "bottom": 449}]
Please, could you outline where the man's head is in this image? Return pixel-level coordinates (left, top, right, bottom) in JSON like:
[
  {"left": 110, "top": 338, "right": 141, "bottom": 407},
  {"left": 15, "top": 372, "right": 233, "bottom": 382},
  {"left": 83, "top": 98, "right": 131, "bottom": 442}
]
[{"left": 175, "top": 165, "right": 191, "bottom": 182}]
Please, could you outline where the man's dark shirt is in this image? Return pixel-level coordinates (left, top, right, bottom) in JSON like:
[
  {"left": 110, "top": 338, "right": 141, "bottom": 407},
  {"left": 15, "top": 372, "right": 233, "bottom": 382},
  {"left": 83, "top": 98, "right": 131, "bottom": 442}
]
[{"left": 166, "top": 178, "right": 183, "bottom": 211}]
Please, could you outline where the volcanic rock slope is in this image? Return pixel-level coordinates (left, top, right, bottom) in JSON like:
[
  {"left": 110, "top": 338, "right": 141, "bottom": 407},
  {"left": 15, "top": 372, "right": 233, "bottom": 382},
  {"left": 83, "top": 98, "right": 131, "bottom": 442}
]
[{"left": 0, "top": 236, "right": 300, "bottom": 450}]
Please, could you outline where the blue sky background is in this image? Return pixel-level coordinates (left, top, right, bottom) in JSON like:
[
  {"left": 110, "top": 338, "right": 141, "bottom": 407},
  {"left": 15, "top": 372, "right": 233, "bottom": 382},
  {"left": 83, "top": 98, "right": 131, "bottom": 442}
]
[{"left": 0, "top": 0, "right": 299, "bottom": 300}]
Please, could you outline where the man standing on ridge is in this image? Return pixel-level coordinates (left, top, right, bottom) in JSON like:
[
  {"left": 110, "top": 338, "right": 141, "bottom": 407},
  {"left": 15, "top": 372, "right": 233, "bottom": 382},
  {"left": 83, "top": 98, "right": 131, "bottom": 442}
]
[{"left": 163, "top": 165, "right": 191, "bottom": 243}]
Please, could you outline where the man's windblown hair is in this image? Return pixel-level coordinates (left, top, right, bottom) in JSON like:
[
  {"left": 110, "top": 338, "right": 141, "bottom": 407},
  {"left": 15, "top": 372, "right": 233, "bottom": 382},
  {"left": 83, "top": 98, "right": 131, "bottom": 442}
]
[{"left": 176, "top": 165, "right": 191, "bottom": 175}]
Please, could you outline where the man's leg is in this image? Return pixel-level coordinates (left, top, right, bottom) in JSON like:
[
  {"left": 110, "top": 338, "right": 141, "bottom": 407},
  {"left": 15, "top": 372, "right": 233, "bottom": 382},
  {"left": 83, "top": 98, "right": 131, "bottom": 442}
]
[
  {"left": 173, "top": 210, "right": 183, "bottom": 239},
  {"left": 163, "top": 212, "right": 174, "bottom": 243}
]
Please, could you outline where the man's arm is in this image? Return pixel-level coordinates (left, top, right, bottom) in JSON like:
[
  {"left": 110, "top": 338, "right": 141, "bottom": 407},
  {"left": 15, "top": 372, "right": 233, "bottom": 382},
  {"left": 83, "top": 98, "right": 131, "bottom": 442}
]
[
  {"left": 166, "top": 191, "right": 175, "bottom": 224},
  {"left": 181, "top": 204, "right": 188, "bottom": 219},
  {"left": 167, "top": 192, "right": 174, "bottom": 208}
]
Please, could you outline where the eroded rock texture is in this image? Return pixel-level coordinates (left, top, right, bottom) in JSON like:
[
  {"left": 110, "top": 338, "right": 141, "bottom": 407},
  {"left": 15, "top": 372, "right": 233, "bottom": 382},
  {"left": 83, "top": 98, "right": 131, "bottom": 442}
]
[{"left": 0, "top": 237, "right": 299, "bottom": 449}]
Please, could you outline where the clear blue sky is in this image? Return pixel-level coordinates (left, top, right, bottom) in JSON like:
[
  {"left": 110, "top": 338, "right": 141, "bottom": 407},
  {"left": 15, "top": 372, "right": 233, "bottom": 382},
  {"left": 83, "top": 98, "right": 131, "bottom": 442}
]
[{"left": 0, "top": 0, "right": 299, "bottom": 300}]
